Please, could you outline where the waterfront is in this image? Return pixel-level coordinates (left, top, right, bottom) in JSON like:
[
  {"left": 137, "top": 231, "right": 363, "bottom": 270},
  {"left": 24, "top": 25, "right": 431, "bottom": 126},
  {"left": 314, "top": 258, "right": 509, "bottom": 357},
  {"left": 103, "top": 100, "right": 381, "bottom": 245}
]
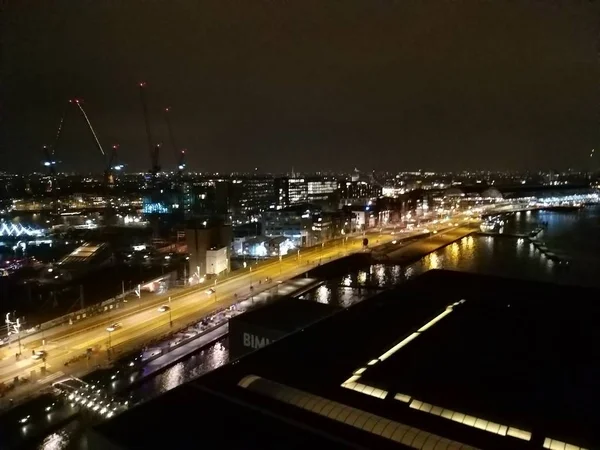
[{"left": 36, "top": 206, "right": 600, "bottom": 449}]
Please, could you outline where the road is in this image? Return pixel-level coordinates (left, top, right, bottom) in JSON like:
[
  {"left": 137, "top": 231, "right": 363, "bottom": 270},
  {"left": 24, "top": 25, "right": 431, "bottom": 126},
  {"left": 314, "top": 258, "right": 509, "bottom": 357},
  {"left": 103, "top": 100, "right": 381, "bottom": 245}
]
[
  {"left": 0, "top": 218, "right": 478, "bottom": 403},
  {"left": 0, "top": 228, "right": 392, "bottom": 385}
]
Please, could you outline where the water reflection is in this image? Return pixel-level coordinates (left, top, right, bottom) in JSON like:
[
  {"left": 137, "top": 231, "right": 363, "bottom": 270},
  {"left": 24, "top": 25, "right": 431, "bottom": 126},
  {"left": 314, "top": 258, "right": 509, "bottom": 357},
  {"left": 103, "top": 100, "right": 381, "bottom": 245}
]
[
  {"left": 342, "top": 274, "right": 351, "bottom": 287},
  {"left": 36, "top": 419, "right": 82, "bottom": 450},
  {"left": 424, "top": 252, "right": 441, "bottom": 270},
  {"left": 357, "top": 270, "right": 367, "bottom": 285},
  {"left": 315, "top": 285, "right": 330, "bottom": 304},
  {"left": 162, "top": 362, "right": 185, "bottom": 391},
  {"left": 133, "top": 339, "right": 230, "bottom": 401},
  {"left": 38, "top": 432, "right": 69, "bottom": 450}
]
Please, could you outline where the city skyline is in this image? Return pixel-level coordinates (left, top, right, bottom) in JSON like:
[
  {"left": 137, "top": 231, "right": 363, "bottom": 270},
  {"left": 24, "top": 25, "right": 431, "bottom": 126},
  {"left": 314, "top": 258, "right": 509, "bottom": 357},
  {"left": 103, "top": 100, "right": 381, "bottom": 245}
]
[{"left": 2, "top": 1, "right": 599, "bottom": 173}]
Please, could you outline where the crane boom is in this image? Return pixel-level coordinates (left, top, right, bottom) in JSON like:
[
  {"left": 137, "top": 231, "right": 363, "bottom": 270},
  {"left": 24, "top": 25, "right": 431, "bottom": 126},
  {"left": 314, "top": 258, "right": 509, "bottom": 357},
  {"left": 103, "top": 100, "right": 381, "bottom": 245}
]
[
  {"left": 105, "top": 144, "right": 120, "bottom": 185},
  {"left": 52, "top": 101, "right": 70, "bottom": 157},
  {"left": 72, "top": 99, "right": 105, "bottom": 156},
  {"left": 164, "top": 107, "right": 178, "bottom": 160},
  {"left": 139, "top": 82, "right": 161, "bottom": 178},
  {"left": 139, "top": 82, "right": 156, "bottom": 161},
  {"left": 165, "top": 106, "right": 186, "bottom": 175}
]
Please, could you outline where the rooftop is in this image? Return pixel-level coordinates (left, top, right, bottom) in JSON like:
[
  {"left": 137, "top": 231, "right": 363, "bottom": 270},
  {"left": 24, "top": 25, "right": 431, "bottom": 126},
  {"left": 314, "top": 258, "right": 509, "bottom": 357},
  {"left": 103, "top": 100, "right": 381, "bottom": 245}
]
[
  {"left": 231, "top": 296, "right": 341, "bottom": 333},
  {"left": 92, "top": 270, "right": 599, "bottom": 450},
  {"left": 57, "top": 242, "right": 110, "bottom": 267}
]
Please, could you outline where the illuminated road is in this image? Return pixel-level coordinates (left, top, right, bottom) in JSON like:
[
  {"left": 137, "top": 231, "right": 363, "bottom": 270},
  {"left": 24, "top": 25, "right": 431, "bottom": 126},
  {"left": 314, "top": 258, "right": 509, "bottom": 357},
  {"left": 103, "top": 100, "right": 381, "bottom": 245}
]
[
  {"left": 0, "top": 219, "right": 477, "bottom": 400},
  {"left": 0, "top": 228, "right": 395, "bottom": 386}
]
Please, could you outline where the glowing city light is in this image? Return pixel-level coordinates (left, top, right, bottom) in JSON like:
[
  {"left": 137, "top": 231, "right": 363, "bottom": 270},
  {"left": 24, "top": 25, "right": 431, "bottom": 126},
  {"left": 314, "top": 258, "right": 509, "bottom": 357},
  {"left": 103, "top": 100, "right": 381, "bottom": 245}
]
[{"left": 0, "top": 223, "right": 44, "bottom": 238}]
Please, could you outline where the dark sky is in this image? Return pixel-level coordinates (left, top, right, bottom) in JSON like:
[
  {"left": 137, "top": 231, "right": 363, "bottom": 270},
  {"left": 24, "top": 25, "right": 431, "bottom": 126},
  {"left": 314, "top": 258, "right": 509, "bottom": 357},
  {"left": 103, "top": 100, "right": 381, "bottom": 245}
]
[{"left": 2, "top": 1, "right": 599, "bottom": 173}]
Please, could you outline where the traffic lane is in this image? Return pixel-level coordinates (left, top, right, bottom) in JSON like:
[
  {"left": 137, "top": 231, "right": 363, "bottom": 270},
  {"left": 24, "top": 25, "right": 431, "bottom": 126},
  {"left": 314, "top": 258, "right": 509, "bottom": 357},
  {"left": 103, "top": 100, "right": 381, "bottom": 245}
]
[
  {"left": 0, "top": 231, "right": 393, "bottom": 383},
  {"left": 10, "top": 232, "right": 357, "bottom": 351},
  {"left": 0, "top": 240, "right": 352, "bottom": 372},
  {"left": 1, "top": 234, "right": 368, "bottom": 361},
  {"left": 3, "top": 244, "right": 315, "bottom": 352},
  {"left": 42, "top": 258, "right": 304, "bottom": 354},
  {"left": 58, "top": 251, "right": 335, "bottom": 354}
]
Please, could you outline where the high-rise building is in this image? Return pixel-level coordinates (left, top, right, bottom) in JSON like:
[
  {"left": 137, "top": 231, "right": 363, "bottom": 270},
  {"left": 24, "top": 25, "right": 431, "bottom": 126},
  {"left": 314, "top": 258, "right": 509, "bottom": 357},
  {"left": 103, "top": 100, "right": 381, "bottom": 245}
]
[
  {"left": 306, "top": 178, "right": 338, "bottom": 202},
  {"left": 288, "top": 178, "right": 308, "bottom": 204},
  {"left": 229, "top": 176, "right": 276, "bottom": 220}
]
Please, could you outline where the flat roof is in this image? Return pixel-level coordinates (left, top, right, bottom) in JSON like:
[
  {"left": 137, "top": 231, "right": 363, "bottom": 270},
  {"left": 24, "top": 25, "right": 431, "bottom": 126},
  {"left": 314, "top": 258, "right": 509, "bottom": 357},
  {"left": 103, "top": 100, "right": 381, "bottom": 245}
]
[
  {"left": 58, "top": 242, "right": 109, "bottom": 266},
  {"left": 90, "top": 382, "right": 369, "bottom": 450},
  {"left": 93, "top": 270, "right": 599, "bottom": 450},
  {"left": 231, "top": 296, "right": 341, "bottom": 333}
]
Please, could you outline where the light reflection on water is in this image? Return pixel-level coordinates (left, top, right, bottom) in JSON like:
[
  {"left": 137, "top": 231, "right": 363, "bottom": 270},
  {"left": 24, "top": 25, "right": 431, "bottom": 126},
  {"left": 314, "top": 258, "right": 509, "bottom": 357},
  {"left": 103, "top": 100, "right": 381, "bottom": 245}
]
[
  {"left": 36, "top": 419, "right": 83, "bottom": 450},
  {"left": 38, "top": 432, "right": 69, "bottom": 450},
  {"left": 133, "top": 340, "right": 229, "bottom": 401}
]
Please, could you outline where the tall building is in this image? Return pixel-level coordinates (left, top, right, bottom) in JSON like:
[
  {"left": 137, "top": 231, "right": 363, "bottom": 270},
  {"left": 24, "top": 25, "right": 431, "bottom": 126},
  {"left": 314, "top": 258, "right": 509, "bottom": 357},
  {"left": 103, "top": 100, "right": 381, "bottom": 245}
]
[
  {"left": 339, "top": 180, "right": 382, "bottom": 203},
  {"left": 288, "top": 178, "right": 308, "bottom": 204},
  {"left": 306, "top": 178, "right": 338, "bottom": 202},
  {"left": 229, "top": 176, "right": 276, "bottom": 220}
]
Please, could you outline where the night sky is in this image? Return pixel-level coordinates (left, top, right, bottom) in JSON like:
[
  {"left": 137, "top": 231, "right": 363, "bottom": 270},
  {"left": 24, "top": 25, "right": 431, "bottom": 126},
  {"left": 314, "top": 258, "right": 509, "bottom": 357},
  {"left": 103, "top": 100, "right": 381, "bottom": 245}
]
[{"left": 2, "top": 1, "right": 599, "bottom": 173}]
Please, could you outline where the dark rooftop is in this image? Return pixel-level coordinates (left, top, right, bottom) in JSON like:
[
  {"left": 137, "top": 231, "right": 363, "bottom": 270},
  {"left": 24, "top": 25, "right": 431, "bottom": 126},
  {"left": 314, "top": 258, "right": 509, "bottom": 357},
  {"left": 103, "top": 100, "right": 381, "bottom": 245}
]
[
  {"left": 92, "top": 270, "right": 599, "bottom": 450},
  {"left": 232, "top": 296, "right": 341, "bottom": 332}
]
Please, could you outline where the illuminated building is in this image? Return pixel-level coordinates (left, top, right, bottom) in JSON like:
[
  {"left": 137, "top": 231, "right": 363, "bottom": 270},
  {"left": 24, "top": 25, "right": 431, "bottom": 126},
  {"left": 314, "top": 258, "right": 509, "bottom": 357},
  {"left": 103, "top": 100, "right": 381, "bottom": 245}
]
[{"left": 185, "top": 218, "right": 232, "bottom": 278}]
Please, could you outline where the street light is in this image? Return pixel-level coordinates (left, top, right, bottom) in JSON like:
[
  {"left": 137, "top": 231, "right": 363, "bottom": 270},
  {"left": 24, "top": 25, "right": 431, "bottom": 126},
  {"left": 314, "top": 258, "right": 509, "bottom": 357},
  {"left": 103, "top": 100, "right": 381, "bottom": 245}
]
[
  {"left": 107, "top": 330, "right": 112, "bottom": 360},
  {"left": 168, "top": 296, "right": 173, "bottom": 328},
  {"left": 5, "top": 312, "right": 22, "bottom": 357}
]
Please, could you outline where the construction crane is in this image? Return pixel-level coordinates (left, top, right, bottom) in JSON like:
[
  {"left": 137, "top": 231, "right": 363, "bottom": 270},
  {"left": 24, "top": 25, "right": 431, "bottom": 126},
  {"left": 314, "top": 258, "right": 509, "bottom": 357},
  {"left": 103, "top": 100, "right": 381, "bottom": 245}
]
[
  {"left": 42, "top": 101, "right": 71, "bottom": 192},
  {"left": 105, "top": 144, "right": 124, "bottom": 186},
  {"left": 71, "top": 99, "right": 105, "bottom": 157},
  {"left": 139, "top": 82, "right": 161, "bottom": 180},
  {"left": 164, "top": 107, "right": 186, "bottom": 176}
]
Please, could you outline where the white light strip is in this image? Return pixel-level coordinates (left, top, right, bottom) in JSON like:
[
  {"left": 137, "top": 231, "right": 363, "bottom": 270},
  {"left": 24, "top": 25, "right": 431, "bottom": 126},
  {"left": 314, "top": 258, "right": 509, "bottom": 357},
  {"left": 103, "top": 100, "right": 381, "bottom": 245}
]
[
  {"left": 507, "top": 427, "right": 532, "bottom": 442},
  {"left": 417, "top": 309, "right": 452, "bottom": 332},
  {"left": 367, "top": 359, "right": 378, "bottom": 366},
  {"left": 353, "top": 367, "right": 367, "bottom": 375},
  {"left": 342, "top": 375, "right": 361, "bottom": 385},
  {"left": 394, "top": 393, "right": 411, "bottom": 403},
  {"left": 408, "top": 399, "right": 532, "bottom": 442},
  {"left": 378, "top": 332, "right": 419, "bottom": 361},
  {"left": 543, "top": 437, "right": 588, "bottom": 450},
  {"left": 341, "top": 381, "right": 388, "bottom": 399}
]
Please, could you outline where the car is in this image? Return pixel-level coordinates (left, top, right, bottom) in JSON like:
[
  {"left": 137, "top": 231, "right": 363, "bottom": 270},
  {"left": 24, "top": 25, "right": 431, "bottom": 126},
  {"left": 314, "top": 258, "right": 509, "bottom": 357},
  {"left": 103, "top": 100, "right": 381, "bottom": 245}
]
[
  {"left": 157, "top": 305, "right": 170, "bottom": 313},
  {"left": 31, "top": 350, "right": 46, "bottom": 360},
  {"left": 106, "top": 323, "right": 121, "bottom": 332},
  {"left": 205, "top": 288, "right": 215, "bottom": 295}
]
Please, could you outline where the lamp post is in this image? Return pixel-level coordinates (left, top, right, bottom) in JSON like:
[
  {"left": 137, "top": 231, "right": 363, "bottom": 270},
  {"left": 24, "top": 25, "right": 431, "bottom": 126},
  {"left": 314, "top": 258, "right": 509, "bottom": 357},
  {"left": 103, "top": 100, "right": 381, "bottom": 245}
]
[
  {"left": 107, "top": 330, "right": 112, "bottom": 361},
  {"left": 5, "top": 312, "right": 22, "bottom": 357},
  {"left": 168, "top": 296, "right": 173, "bottom": 328}
]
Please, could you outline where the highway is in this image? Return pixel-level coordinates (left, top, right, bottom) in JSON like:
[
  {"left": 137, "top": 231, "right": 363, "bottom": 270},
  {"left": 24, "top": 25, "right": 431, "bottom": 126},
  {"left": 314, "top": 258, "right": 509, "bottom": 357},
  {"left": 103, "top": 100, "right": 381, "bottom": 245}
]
[
  {"left": 0, "top": 216, "right": 480, "bottom": 402},
  {"left": 0, "top": 227, "right": 405, "bottom": 389}
]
